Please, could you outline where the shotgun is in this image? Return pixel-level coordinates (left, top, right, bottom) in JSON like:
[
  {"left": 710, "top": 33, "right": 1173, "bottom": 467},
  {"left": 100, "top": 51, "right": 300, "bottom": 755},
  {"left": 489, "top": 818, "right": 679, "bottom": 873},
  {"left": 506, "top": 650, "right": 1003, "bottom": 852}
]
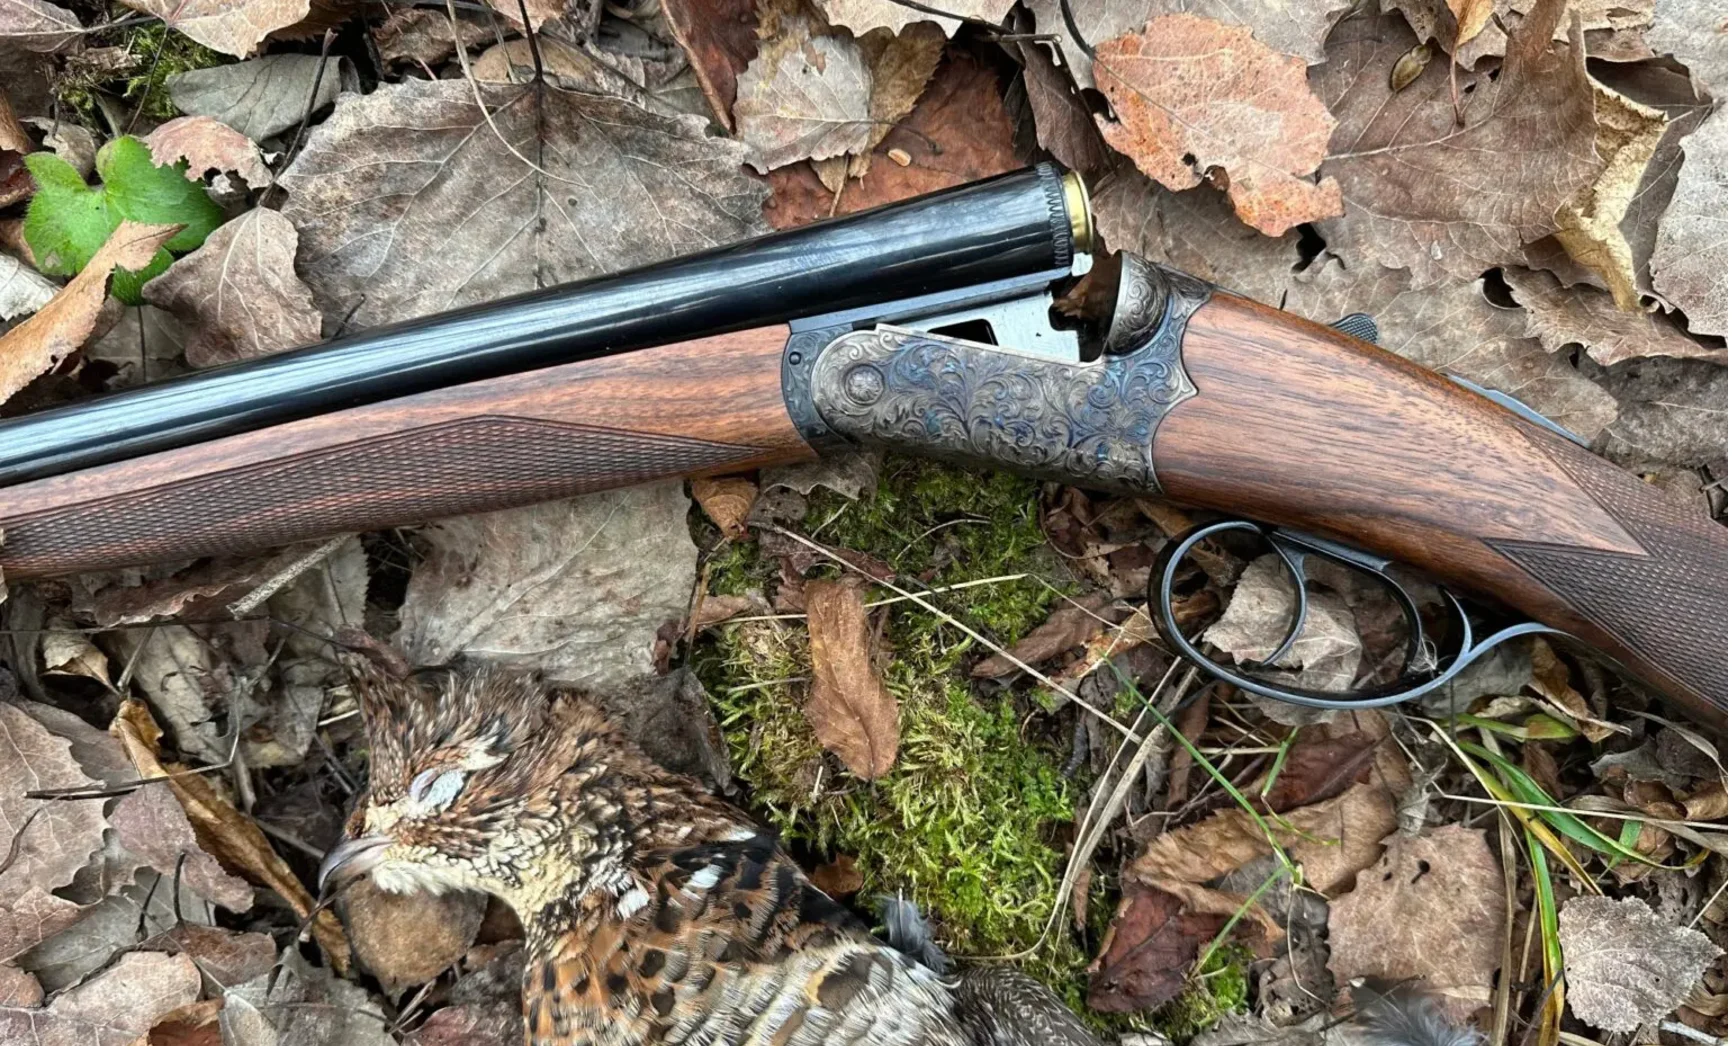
[{"left": 0, "top": 165, "right": 1722, "bottom": 726}]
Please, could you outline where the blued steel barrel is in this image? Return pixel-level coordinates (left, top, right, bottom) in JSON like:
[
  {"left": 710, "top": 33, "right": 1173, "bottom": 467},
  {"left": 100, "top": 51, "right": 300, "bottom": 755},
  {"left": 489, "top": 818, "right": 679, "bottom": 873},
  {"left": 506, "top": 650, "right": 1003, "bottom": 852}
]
[{"left": 0, "top": 164, "right": 1089, "bottom": 485}]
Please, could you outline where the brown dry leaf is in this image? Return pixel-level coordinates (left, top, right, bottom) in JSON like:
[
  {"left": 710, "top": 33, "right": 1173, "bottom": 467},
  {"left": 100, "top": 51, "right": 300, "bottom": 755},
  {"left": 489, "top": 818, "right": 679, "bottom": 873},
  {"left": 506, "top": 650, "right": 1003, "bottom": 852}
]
[
  {"left": 0, "top": 221, "right": 178, "bottom": 408},
  {"left": 973, "top": 593, "right": 1117, "bottom": 677},
  {"left": 1647, "top": 0, "right": 1727, "bottom": 99},
  {"left": 143, "top": 924, "right": 276, "bottom": 987},
  {"left": 1094, "top": 14, "right": 1342, "bottom": 236},
  {"left": 1526, "top": 636, "right": 1616, "bottom": 740},
  {"left": 765, "top": 50, "right": 1019, "bottom": 228},
  {"left": 118, "top": 0, "right": 308, "bottom": 57},
  {"left": 1559, "top": 895, "right": 1723, "bottom": 1031},
  {"left": 1130, "top": 779, "right": 1397, "bottom": 894},
  {"left": 1284, "top": 258, "right": 1619, "bottom": 440},
  {"left": 1505, "top": 268, "right": 1724, "bottom": 366},
  {"left": 692, "top": 475, "right": 759, "bottom": 540},
  {"left": 1550, "top": 86, "right": 1667, "bottom": 309},
  {"left": 813, "top": 22, "right": 945, "bottom": 189},
  {"left": 281, "top": 78, "right": 766, "bottom": 330},
  {"left": 734, "top": 10, "right": 872, "bottom": 173},
  {"left": 375, "top": 8, "right": 493, "bottom": 67},
  {"left": 169, "top": 55, "right": 346, "bottom": 142},
  {"left": 340, "top": 878, "right": 486, "bottom": 995},
  {"left": 814, "top": 0, "right": 1012, "bottom": 36},
  {"left": 1595, "top": 356, "right": 1725, "bottom": 471},
  {"left": 0, "top": 951, "right": 200, "bottom": 1046},
  {"left": 0, "top": 255, "right": 56, "bottom": 323},
  {"left": 0, "top": 0, "right": 80, "bottom": 51},
  {"left": 0, "top": 966, "right": 41, "bottom": 1006},
  {"left": 0, "top": 703, "right": 107, "bottom": 961},
  {"left": 1651, "top": 107, "right": 1727, "bottom": 335},
  {"left": 109, "top": 699, "right": 351, "bottom": 974},
  {"left": 662, "top": 0, "right": 759, "bottom": 129},
  {"left": 809, "top": 854, "right": 864, "bottom": 896},
  {"left": 1447, "top": 0, "right": 1493, "bottom": 44},
  {"left": 803, "top": 577, "right": 899, "bottom": 779},
  {"left": 0, "top": 97, "right": 27, "bottom": 153},
  {"left": 395, "top": 483, "right": 698, "bottom": 690},
  {"left": 142, "top": 209, "right": 321, "bottom": 367},
  {"left": 110, "top": 785, "right": 254, "bottom": 912},
  {"left": 1092, "top": 163, "right": 1299, "bottom": 305},
  {"left": 1088, "top": 880, "right": 1227, "bottom": 1012},
  {"left": 1315, "top": 1, "right": 1601, "bottom": 286},
  {"left": 1327, "top": 826, "right": 1506, "bottom": 1019},
  {"left": 1381, "top": 0, "right": 1655, "bottom": 66},
  {"left": 1027, "top": 0, "right": 1353, "bottom": 87},
  {"left": 143, "top": 116, "right": 272, "bottom": 190},
  {"left": 1017, "top": 38, "right": 1114, "bottom": 175},
  {"left": 1258, "top": 731, "right": 1382, "bottom": 812},
  {"left": 1202, "top": 553, "right": 1363, "bottom": 693}
]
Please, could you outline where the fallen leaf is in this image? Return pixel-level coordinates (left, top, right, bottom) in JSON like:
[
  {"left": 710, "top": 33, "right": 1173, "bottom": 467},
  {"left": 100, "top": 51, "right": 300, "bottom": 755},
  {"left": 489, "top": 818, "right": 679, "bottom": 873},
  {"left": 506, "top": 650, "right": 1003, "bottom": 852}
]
[
  {"left": 1202, "top": 553, "right": 1363, "bottom": 693},
  {"left": 1646, "top": 0, "right": 1727, "bottom": 99},
  {"left": 1257, "top": 731, "right": 1382, "bottom": 812},
  {"left": 813, "top": 22, "right": 945, "bottom": 187},
  {"left": 0, "top": 703, "right": 107, "bottom": 961},
  {"left": 733, "top": 10, "right": 873, "bottom": 173},
  {"left": 803, "top": 577, "right": 899, "bottom": 779},
  {"left": 341, "top": 878, "right": 486, "bottom": 995},
  {"left": 1092, "top": 164, "right": 1299, "bottom": 306},
  {"left": 142, "top": 209, "right": 322, "bottom": 366},
  {"left": 221, "top": 947, "right": 392, "bottom": 1046},
  {"left": 0, "top": 221, "right": 176, "bottom": 406},
  {"left": 0, "top": 0, "right": 80, "bottom": 51},
  {"left": 0, "top": 966, "right": 40, "bottom": 1006},
  {"left": 142, "top": 924, "right": 276, "bottom": 987},
  {"left": 373, "top": 7, "right": 492, "bottom": 66},
  {"left": 1284, "top": 258, "right": 1619, "bottom": 441},
  {"left": 1028, "top": 0, "right": 1353, "bottom": 87},
  {"left": 1595, "top": 356, "right": 1726, "bottom": 470},
  {"left": 396, "top": 483, "right": 698, "bottom": 691},
  {"left": 86, "top": 303, "right": 186, "bottom": 388},
  {"left": 1526, "top": 636, "right": 1616, "bottom": 740},
  {"left": 118, "top": 0, "right": 307, "bottom": 57},
  {"left": 0, "top": 254, "right": 55, "bottom": 322},
  {"left": 1327, "top": 826, "right": 1506, "bottom": 1019},
  {"left": 1447, "top": 0, "right": 1492, "bottom": 44},
  {"left": 1380, "top": 0, "right": 1654, "bottom": 66},
  {"left": 110, "top": 699, "right": 351, "bottom": 974},
  {"left": 1560, "top": 895, "right": 1723, "bottom": 1031},
  {"left": 110, "top": 784, "right": 254, "bottom": 911},
  {"left": 764, "top": 50, "right": 1019, "bottom": 227},
  {"left": 146, "top": 999, "right": 222, "bottom": 1046},
  {"left": 693, "top": 594, "right": 753, "bottom": 630},
  {"left": 1549, "top": 85, "right": 1668, "bottom": 310},
  {"left": 814, "top": 0, "right": 1012, "bottom": 36},
  {"left": 100, "top": 624, "right": 233, "bottom": 763},
  {"left": 281, "top": 79, "right": 766, "bottom": 329},
  {"left": 143, "top": 115, "right": 272, "bottom": 190},
  {"left": 1506, "top": 268, "right": 1723, "bottom": 366},
  {"left": 0, "top": 951, "right": 200, "bottom": 1046},
  {"left": 1017, "top": 38, "right": 1114, "bottom": 174},
  {"left": 761, "top": 450, "right": 882, "bottom": 499},
  {"left": 810, "top": 853, "right": 863, "bottom": 896},
  {"left": 692, "top": 475, "right": 759, "bottom": 539},
  {"left": 1684, "top": 781, "right": 1727, "bottom": 820},
  {"left": 1131, "top": 779, "right": 1397, "bottom": 894},
  {"left": 1314, "top": 2, "right": 1601, "bottom": 286},
  {"left": 408, "top": 1005, "right": 520, "bottom": 1046},
  {"left": 662, "top": 0, "right": 759, "bottom": 128},
  {"left": 18, "top": 870, "right": 212, "bottom": 993},
  {"left": 39, "top": 626, "right": 108, "bottom": 684},
  {"left": 1088, "top": 880, "right": 1225, "bottom": 1011},
  {"left": 1094, "top": 14, "right": 1343, "bottom": 236},
  {"left": 1651, "top": 107, "right": 1727, "bottom": 335},
  {"left": 169, "top": 55, "right": 348, "bottom": 141},
  {"left": 972, "top": 592, "right": 1118, "bottom": 677},
  {"left": 22, "top": 118, "right": 96, "bottom": 178}
]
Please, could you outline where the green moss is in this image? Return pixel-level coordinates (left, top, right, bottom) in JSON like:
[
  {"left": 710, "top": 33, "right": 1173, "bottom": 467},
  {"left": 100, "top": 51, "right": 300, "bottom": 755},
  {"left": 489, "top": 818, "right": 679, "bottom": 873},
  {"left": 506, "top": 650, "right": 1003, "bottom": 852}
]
[
  {"left": 691, "top": 457, "right": 1095, "bottom": 998},
  {"left": 1154, "top": 944, "right": 1254, "bottom": 1042},
  {"left": 57, "top": 21, "right": 226, "bottom": 126}
]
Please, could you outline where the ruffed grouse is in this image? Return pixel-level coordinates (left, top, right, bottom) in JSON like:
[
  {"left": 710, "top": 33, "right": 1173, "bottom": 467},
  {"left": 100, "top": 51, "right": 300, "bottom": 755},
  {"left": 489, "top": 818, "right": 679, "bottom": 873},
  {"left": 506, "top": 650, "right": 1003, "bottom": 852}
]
[{"left": 320, "top": 667, "right": 1099, "bottom": 1046}]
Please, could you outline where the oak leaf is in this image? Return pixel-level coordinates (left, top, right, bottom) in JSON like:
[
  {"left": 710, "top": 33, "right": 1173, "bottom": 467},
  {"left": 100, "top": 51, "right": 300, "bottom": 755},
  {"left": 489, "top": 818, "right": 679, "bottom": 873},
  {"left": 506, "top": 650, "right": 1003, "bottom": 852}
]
[
  {"left": 1327, "top": 826, "right": 1506, "bottom": 1019},
  {"left": 280, "top": 79, "right": 765, "bottom": 329},
  {"left": 1094, "top": 14, "right": 1343, "bottom": 236},
  {"left": 0, "top": 221, "right": 178, "bottom": 408},
  {"left": 143, "top": 209, "right": 322, "bottom": 366},
  {"left": 1315, "top": 0, "right": 1601, "bottom": 286},
  {"left": 803, "top": 577, "right": 899, "bottom": 779}
]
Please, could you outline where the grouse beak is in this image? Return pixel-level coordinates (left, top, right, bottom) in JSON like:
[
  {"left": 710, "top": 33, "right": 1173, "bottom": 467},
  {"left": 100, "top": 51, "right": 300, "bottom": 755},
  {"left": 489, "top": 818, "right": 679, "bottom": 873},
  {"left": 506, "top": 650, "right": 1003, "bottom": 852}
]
[{"left": 317, "top": 835, "right": 392, "bottom": 896}]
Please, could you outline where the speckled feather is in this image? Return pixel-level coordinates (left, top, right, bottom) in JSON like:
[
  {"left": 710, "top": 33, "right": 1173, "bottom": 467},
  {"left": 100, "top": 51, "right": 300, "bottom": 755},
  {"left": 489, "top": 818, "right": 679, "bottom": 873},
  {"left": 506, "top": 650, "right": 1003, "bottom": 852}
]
[{"left": 344, "top": 668, "right": 1089, "bottom": 1046}]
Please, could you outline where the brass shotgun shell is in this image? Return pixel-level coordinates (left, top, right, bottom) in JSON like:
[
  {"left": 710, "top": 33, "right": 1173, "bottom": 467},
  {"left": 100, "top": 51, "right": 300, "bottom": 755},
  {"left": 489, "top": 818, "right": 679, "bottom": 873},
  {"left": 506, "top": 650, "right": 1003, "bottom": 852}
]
[{"left": 1061, "top": 170, "right": 1094, "bottom": 254}]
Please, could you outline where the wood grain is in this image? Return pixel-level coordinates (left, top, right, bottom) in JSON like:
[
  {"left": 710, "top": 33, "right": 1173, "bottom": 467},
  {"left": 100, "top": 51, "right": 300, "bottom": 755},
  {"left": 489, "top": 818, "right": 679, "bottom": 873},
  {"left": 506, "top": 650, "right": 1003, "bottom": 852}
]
[
  {"left": 1155, "top": 293, "right": 1727, "bottom": 725},
  {"left": 0, "top": 325, "right": 813, "bottom": 578}
]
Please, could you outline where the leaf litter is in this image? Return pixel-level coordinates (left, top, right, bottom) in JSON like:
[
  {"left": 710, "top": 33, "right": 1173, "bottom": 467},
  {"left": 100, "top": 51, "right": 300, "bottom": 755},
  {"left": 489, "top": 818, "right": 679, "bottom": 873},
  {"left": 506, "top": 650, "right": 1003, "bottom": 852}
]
[{"left": 0, "top": 0, "right": 1725, "bottom": 1041}]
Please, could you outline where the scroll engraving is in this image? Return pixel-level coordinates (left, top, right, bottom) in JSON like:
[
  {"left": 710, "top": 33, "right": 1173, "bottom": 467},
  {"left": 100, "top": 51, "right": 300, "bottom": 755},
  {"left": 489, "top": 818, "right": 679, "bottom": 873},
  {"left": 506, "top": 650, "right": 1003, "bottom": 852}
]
[{"left": 807, "top": 257, "right": 1210, "bottom": 492}]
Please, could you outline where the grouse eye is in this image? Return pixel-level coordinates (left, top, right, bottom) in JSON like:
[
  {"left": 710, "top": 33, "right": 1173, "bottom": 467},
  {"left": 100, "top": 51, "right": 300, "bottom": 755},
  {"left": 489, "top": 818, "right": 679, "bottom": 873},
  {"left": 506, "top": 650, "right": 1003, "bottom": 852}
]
[{"left": 407, "top": 768, "right": 467, "bottom": 812}]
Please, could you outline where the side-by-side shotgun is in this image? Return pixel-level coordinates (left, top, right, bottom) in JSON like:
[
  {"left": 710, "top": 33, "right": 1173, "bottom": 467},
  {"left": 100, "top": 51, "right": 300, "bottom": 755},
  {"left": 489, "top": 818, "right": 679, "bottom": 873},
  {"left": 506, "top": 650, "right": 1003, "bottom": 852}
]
[{"left": 0, "top": 165, "right": 1722, "bottom": 726}]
